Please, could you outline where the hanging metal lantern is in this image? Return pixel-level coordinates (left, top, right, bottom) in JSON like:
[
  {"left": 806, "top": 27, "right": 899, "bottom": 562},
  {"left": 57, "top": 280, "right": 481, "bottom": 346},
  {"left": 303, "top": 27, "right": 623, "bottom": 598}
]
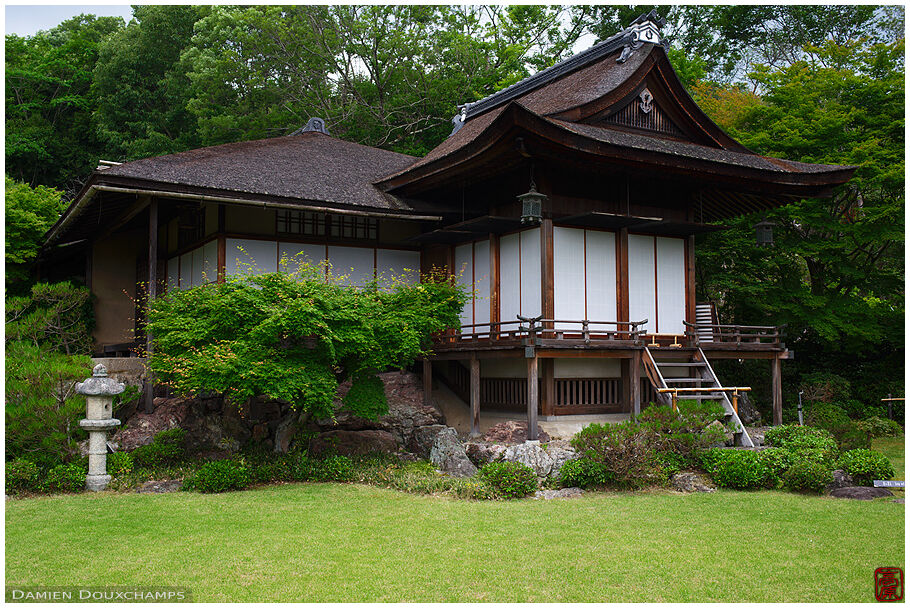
[
  {"left": 753, "top": 219, "right": 774, "bottom": 246},
  {"left": 518, "top": 179, "right": 546, "bottom": 225}
]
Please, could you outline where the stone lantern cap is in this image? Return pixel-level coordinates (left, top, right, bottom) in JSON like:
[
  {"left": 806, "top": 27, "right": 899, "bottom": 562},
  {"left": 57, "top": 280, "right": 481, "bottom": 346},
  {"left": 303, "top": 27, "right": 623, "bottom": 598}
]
[{"left": 76, "top": 364, "right": 125, "bottom": 397}]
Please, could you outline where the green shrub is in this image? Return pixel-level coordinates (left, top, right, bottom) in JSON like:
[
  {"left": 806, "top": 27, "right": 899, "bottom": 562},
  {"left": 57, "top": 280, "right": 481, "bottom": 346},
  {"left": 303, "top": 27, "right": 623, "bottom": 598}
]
[
  {"left": 131, "top": 428, "right": 186, "bottom": 468},
  {"left": 639, "top": 400, "right": 727, "bottom": 467},
  {"left": 799, "top": 372, "right": 851, "bottom": 403},
  {"left": 6, "top": 458, "right": 40, "bottom": 494},
  {"left": 183, "top": 460, "right": 251, "bottom": 493},
  {"left": 655, "top": 451, "right": 689, "bottom": 478},
  {"left": 571, "top": 421, "right": 659, "bottom": 489},
  {"left": 757, "top": 448, "right": 796, "bottom": 486},
  {"left": 827, "top": 420, "right": 871, "bottom": 451},
  {"left": 782, "top": 460, "right": 833, "bottom": 494},
  {"left": 559, "top": 457, "right": 612, "bottom": 489},
  {"left": 251, "top": 454, "right": 297, "bottom": 483},
  {"left": 107, "top": 452, "right": 133, "bottom": 478},
  {"left": 477, "top": 461, "right": 538, "bottom": 499},
  {"left": 709, "top": 450, "right": 771, "bottom": 490},
  {"left": 806, "top": 401, "right": 850, "bottom": 429},
  {"left": 43, "top": 463, "right": 86, "bottom": 493},
  {"left": 764, "top": 425, "right": 838, "bottom": 454},
  {"left": 836, "top": 449, "right": 895, "bottom": 486},
  {"left": 858, "top": 417, "right": 903, "bottom": 438},
  {"left": 294, "top": 454, "right": 355, "bottom": 483},
  {"left": 699, "top": 448, "right": 735, "bottom": 474}
]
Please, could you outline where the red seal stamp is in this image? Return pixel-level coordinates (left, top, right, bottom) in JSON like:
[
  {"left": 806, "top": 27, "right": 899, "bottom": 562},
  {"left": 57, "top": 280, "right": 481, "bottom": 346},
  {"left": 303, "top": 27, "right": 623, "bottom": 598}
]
[{"left": 875, "top": 567, "right": 904, "bottom": 602}]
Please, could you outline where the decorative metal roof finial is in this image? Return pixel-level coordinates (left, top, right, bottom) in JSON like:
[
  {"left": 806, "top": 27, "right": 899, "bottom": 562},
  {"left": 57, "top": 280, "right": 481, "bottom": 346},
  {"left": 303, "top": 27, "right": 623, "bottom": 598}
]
[{"left": 618, "top": 10, "right": 667, "bottom": 63}]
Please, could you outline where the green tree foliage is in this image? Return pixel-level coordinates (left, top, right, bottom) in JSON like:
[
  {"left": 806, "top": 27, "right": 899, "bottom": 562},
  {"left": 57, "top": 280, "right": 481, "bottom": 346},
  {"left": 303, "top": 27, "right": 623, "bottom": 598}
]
[
  {"left": 5, "top": 15, "right": 124, "bottom": 192},
  {"left": 182, "top": 5, "right": 585, "bottom": 154},
  {"left": 5, "top": 177, "right": 67, "bottom": 289},
  {"left": 92, "top": 5, "right": 208, "bottom": 159},
  {"left": 6, "top": 282, "right": 94, "bottom": 355},
  {"left": 146, "top": 267, "right": 468, "bottom": 421}
]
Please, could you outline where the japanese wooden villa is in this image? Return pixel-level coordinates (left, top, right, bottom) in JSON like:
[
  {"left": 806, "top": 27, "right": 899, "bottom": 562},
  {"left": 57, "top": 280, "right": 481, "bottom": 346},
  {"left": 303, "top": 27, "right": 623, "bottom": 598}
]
[{"left": 42, "top": 13, "right": 854, "bottom": 445}]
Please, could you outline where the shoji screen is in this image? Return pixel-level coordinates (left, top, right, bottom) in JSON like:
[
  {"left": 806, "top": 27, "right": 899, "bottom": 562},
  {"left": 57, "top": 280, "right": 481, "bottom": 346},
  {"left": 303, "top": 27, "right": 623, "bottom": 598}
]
[
  {"left": 454, "top": 240, "right": 490, "bottom": 329},
  {"left": 655, "top": 237, "right": 686, "bottom": 334},
  {"left": 628, "top": 235, "right": 686, "bottom": 334},
  {"left": 170, "top": 240, "right": 219, "bottom": 289},
  {"left": 553, "top": 227, "right": 586, "bottom": 329},
  {"left": 166, "top": 257, "right": 179, "bottom": 291},
  {"left": 628, "top": 234, "right": 657, "bottom": 333},
  {"left": 585, "top": 230, "right": 617, "bottom": 322},
  {"left": 225, "top": 238, "right": 277, "bottom": 276},
  {"left": 279, "top": 242, "right": 325, "bottom": 274},
  {"left": 376, "top": 249, "right": 421, "bottom": 288},
  {"left": 498, "top": 228, "right": 541, "bottom": 325},
  {"left": 327, "top": 245, "right": 374, "bottom": 286}
]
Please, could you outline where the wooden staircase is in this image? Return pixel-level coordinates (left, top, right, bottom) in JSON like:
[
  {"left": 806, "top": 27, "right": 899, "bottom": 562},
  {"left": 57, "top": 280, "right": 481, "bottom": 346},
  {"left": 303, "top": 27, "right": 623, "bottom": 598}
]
[
  {"left": 642, "top": 345, "right": 754, "bottom": 447},
  {"left": 694, "top": 302, "right": 718, "bottom": 343}
]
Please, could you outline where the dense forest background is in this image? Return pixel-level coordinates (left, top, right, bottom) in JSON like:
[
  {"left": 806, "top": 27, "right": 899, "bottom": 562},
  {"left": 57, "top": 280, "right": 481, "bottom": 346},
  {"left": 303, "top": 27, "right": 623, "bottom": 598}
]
[{"left": 5, "top": 5, "right": 905, "bottom": 419}]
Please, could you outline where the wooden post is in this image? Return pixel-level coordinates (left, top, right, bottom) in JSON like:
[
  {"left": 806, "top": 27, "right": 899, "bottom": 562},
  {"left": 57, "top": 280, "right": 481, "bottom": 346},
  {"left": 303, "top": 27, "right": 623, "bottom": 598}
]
[
  {"left": 685, "top": 235, "right": 696, "bottom": 329},
  {"left": 489, "top": 233, "right": 500, "bottom": 338},
  {"left": 145, "top": 198, "right": 158, "bottom": 414},
  {"left": 422, "top": 359, "right": 433, "bottom": 406},
  {"left": 630, "top": 349, "right": 641, "bottom": 419},
  {"left": 541, "top": 358, "right": 555, "bottom": 417},
  {"left": 527, "top": 356, "right": 539, "bottom": 441},
  {"left": 470, "top": 356, "right": 481, "bottom": 438},
  {"left": 771, "top": 356, "right": 783, "bottom": 426},
  {"left": 540, "top": 218, "right": 554, "bottom": 327},
  {"left": 731, "top": 391, "right": 739, "bottom": 414},
  {"left": 85, "top": 245, "right": 93, "bottom": 290},
  {"left": 887, "top": 394, "right": 893, "bottom": 420},
  {"left": 616, "top": 227, "right": 630, "bottom": 334}
]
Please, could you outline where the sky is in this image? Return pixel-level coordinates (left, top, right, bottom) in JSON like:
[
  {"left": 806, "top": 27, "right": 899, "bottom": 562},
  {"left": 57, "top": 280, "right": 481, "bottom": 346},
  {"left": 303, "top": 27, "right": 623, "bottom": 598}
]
[{"left": 5, "top": 4, "right": 133, "bottom": 36}]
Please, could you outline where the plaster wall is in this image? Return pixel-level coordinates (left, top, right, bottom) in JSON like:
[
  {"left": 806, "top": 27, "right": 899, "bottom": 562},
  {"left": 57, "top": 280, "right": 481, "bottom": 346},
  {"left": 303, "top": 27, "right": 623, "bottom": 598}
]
[{"left": 226, "top": 205, "right": 276, "bottom": 235}]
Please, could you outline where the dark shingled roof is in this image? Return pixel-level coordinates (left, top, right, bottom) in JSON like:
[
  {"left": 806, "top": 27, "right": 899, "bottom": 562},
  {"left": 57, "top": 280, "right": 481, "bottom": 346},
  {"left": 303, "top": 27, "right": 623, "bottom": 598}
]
[{"left": 102, "top": 132, "right": 417, "bottom": 210}]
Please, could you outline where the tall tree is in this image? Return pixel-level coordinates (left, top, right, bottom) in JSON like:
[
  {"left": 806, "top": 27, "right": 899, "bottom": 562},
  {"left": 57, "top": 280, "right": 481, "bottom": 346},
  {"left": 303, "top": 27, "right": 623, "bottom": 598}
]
[{"left": 5, "top": 15, "right": 124, "bottom": 194}]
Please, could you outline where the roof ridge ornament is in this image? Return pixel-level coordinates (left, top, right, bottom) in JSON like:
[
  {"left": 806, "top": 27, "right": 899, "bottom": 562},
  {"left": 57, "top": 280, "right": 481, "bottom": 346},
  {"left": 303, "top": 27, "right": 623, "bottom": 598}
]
[
  {"left": 617, "top": 10, "right": 667, "bottom": 64},
  {"left": 292, "top": 117, "right": 330, "bottom": 136}
]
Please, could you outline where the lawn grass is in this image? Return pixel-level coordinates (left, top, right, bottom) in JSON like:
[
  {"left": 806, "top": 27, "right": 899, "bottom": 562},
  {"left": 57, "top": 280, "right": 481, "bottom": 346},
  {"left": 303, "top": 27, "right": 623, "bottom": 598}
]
[{"left": 6, "top": 482, "right": 903, "bottom": 602}]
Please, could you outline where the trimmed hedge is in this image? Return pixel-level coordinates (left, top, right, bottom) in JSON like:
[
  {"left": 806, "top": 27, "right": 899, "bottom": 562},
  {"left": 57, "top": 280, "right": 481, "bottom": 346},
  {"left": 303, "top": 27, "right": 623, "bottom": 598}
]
[
  {"left": 837, "top": 449, "right": 895, "bottom": 486},
  {"left": 43, "top": 463, "right": 86, "bottom": 493},
  {"left": 132, "top": 428, "right": 186, "bottom": 468},
  {"left": 477, "top": 461, "right": 538, "bottom": 499},
  {"left": 183, "top": 460, "right": 251, "bottom": 493},
  {"left": 6, "top": 458, "right": 40, "bottom": 494},
  {"left": 782, "top": 461, "right": 832, "bottom": 494}
]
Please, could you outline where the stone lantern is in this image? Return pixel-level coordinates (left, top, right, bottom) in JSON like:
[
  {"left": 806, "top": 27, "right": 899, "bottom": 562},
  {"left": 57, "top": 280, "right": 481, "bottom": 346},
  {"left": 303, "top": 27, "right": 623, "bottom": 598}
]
[{"left": 76, "top": 364, "right": 124, "bottom": 491}]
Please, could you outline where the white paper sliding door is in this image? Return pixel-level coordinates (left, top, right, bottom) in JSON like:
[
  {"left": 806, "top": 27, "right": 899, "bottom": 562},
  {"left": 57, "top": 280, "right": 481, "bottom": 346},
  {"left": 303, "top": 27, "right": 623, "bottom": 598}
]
[
  {"left": 454, "top": 240, "right": 490, "bottom": 329},
  {"left": 656, "top": 237, "right": 686, "bottom": 334},
  {"left": 519, "top": 228, "right": 541, "bottom": 318},
  {"left": 553, "top": 227, "right": 586, "bottom": 330},
  {"left": 168, "top": 240, "right": 219, "bottom": 290},
  {"left": 376, "top": 249, "right": 421, "bottom": 288},
  {"left": 499, "top": 233, "right": 521, "bottom": 328},
  {"left": 628, "top": 234, "right": 656, "bottom": 333},
  {"left": 455, "top": 243, "right": 474, "bottom": 327},
  {"left": 585, "top": 230, "right": 616, "bottom": 322},
  {"left": 327, "top": 245, "right": 374, "bottom": 286},
  {"left": 279, "top": 242, "right": 326, "bottom": 275},
  {"left": 225, "top": 238, "right": 277, "bottom": 276}
]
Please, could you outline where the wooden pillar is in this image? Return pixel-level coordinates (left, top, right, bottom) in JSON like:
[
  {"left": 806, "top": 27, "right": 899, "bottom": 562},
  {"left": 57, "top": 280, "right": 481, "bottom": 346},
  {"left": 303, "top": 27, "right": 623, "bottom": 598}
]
[
  {"left": 527, "top": 356, "right": 539, "bottom": 440},
  {"left": 630, "top": 349, "right": 642, "bottom": 419},
  {"left": 540, "top": 218, "right": 554, "bottom": 325},
  {"left": 685, "top": 235, "right": 696, "bottom": 325},
  {"left": 217, "top": 236, "right": 226, "bottom": 284},
  {"left": 144, "top": 198, "right": 158, "bottom": 413},
  {"left": 470, "top": 356, "right": 481, "bottom": 437},
  {"left": 541, "top": 358, "right": 555, "bottom": 417},
  {"left": 422, "top": 358, "right": 433, "bottom": 406},
  {"left": 489, "top": 233, "right": 500, "bottom": 334},
  {"left": 85, "top": 245, "right": 93, "bottom": 290},
  {"left": 616, "top": 227, "right": 630, "bottom": 330},
  {"left": 771, "top": 356, "right": 783, "bottom": 426}
]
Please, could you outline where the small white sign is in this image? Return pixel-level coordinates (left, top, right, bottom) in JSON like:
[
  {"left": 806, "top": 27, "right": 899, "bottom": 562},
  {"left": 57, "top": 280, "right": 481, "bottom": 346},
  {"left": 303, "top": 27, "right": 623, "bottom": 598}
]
[{"left": 873, "top": 480, "right": 905, "bottom": 488}]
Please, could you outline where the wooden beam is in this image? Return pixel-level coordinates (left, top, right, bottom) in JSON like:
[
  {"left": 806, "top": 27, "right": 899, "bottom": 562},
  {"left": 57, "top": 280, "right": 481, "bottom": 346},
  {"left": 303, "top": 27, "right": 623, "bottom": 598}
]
[
  {"left": 771, "top": 356, "right": 783, "bottom": 426},
  {"left": 541, "top": 358, "right": 555, "bottom": 417},
  {"left": 470, "top": 356, "right": 481, "bottom": 437},
  {"left": 685, "top": 235, "right": 696, "bottom": 324},
  {"left": 630, "top": 348, "right": 641, "bottom": 419},
  {"left": 422, "top": 359, "right": 433, "bottom": 406},
  {"left": 98, "top": 195, "right": 151, "bottom": 241},
  {"left": 527, "top": 356, "right": 539, "bottom": 440},
  {"left": 617, "top": 227, "right": 629, "bottom": 323},
  {"left": 621, "top": 355, "right": 632, "bottom": 413},
  {"left": 144, "top": 199, "right": 158, "bottom": 414}
]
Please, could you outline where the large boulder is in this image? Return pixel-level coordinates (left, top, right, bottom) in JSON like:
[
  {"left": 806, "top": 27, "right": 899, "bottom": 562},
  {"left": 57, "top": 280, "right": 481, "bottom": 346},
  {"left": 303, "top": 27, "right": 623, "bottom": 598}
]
[
  {"left": 829, "top": 486, "right": 894, "bottom": 500},
  {"left": 315, "top": 371, "right": 445, "bottom": 445},
  {"left": 502, "top": 442, "right": 553, "bottom": 478},
  {"left": 464, "top": 442, "right": 508, "bottom": 468},
  {"left": 112, "top": 397, "right": 187, "bottom": 450},
  {"left": 827, "top": 469, "right": 855, "bottom": 491},
  {"left": 534, "top": 487, "right": 584, "bottom": 500},
  {"left": 408, "top": 424, "right": 448, "bottom": 460},
  {"left": 430, "top": 427, "right": 477, "bottom": 477},
  {"left": 545, "top": 445, "right": 577, "bottom": 480},
  {"left": 670, "top": 472, "right": 716, "bottom": 493},
  {"left": 309, "top": 429, "right": 400, "bottom": 456},
  {"left": 735, "top": 392, "right": 761, "bottom": 425},
  {"left": 482, "top": 421, "right": 550, "bottom": 444}
]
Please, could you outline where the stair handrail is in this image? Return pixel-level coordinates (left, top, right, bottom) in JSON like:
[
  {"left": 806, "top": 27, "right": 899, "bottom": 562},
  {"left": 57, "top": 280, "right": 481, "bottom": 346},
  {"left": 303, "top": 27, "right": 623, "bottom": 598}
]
[{"left": 693, "top": 347, "right": 754, "bottom": 447}]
